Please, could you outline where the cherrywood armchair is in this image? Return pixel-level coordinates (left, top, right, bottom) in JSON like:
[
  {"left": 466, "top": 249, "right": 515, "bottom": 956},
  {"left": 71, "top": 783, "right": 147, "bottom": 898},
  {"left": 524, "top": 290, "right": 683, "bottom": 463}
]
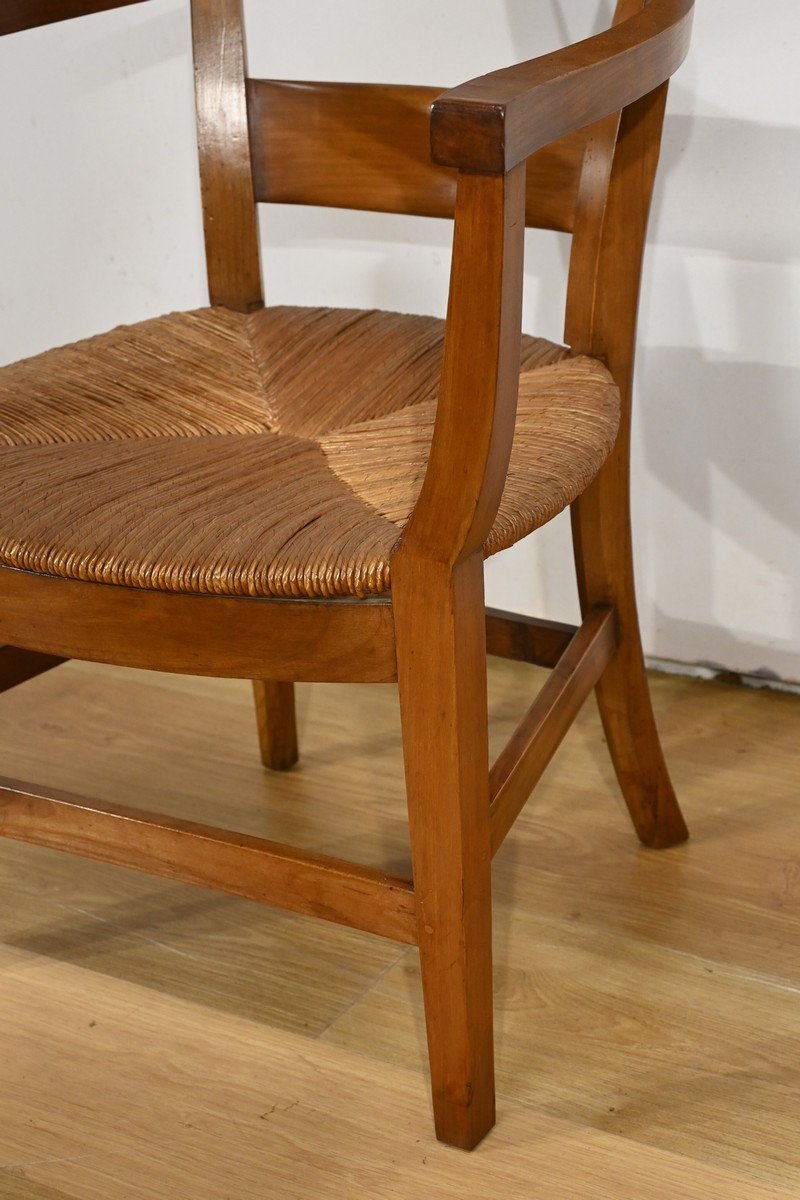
[{"left": 0, "top": 0, "right": 693, "bottom": 1150}]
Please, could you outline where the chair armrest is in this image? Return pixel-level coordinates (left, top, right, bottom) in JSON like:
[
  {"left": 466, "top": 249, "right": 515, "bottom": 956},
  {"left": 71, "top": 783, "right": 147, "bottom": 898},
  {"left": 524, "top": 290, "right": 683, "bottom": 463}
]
[
  {"left": 0, "top": 0, "right": 149, "bottom": 37},
  {"left": 430, "top": 0, "right": 693, "bottom": 173},
  {"left": 398, "top": 167, "right": 527, "bottom": 565}
]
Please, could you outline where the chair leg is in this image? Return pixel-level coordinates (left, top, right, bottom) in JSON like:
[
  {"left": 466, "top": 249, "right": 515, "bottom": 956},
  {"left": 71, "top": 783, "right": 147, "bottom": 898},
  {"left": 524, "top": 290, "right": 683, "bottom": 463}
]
[
  {"left": 252, "top": 680, "right": 298, "bottom": 770},
  {"left": 571, "top": 456, "right": 688, "bottom": 848},
  {"left": 393, "top": 553, "right": 495, "bottom": 1151}
]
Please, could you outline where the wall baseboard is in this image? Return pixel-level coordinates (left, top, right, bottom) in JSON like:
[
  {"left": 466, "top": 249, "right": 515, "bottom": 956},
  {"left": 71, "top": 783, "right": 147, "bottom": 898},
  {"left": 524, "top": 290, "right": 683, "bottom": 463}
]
[{"left": 646, "top": 657, "right": 800, "bottom": 697}]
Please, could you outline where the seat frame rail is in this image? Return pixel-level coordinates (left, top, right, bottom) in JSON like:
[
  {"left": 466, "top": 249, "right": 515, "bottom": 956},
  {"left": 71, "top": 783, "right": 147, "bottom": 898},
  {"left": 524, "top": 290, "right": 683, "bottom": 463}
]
[{"left": 0, "top": 605, "right": 617, "bottom": 945}]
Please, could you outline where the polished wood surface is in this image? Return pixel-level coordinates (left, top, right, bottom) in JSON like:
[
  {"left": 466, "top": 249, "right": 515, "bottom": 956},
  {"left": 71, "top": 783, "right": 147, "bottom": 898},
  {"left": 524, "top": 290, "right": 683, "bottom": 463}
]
[
  {"left": 0, "top": 662, "right": 798, "bottom": 1196},
  {"left": 191, "top": 0, "right": 263, "bottom": 312},
  {"left": 0, "top": 776, "right": 416, "bottom": 944},
  {"left": 430, "top": 0, "right": 694, "bottom": 172},
  {"left": 399, "top": 167, "right": 526, "bottom": 565},
  {"left": 247, "top": 78, "right": 585, "bottom": 233},
  {"left": 253, "top": 680, "right": 298, "bottom": 770},
  {"left": 0, "top": 0, "right": 696, "bottom": 1151},
  {"left": 567, "top": 69, "right": 688, "bottom": 849},
  {"left": 485, "top": 608, "right": 577, "bottom": 669},
  {"left": 0, "top": 0, "right": 149, "bottom": 36},
  {"left": 394, "top": 553, "right": 495, "bottom": 1149},
  {"left": 489, "top": 605, "right": 617, "bottom": 856},
  {"left": 248, "top": 79, "right": 459, "bottom": 221},
  {"left": 0, "top": 569, "right": 397, "bottom": 683}
]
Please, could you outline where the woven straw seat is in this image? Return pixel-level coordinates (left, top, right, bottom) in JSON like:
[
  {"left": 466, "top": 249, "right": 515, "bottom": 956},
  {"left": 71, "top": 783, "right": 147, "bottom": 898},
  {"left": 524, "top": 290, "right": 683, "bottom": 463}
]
[
  {"left": 0, "top": 305, "right": 619, "bottom": 599},
  {"left": 1, "top": 0, "right": 694, "bottom": 1155}
]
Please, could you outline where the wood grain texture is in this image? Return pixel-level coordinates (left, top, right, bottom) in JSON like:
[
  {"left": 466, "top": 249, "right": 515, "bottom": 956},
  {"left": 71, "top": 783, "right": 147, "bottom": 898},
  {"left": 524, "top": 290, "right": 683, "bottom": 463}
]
[
  {"left": 246, "top": 78, "right": 586, "bottom": 233},
  {"left": 485, "top": 609, "right": 577, "bottom": 669},
  {"left": 489, "top": 606, "right": 617, "bottom": 855},
  {"left": 564, "top": 0, "right": 653, "bottom": 350},
  {"left": 430, "top": 0, "right": 693, "bottom": 172},
  {"left": 247, "top": 79, "right": 457, "bottom": 220},
  {"left": 191, "top": 0, "right": 263, "bottom": 311},
  {"left": 3, "top": 936, "right": 799, "bottom": 1199},
  {"left": 0, "top": 0, "right": 699, "bottom": 1157},
  {"left": 567, "top": 73, "right": 688, "bottom": 849},
  {"left": 399, "top": 168, "right": 527, "bottom": 564},
  {"left": 0, "top": 1173, "right": 76, "bottom": 1200},
  {"left": 0, "top": 0, "right": 149, "bottom": 36},
  {"left": 0, "top": 663, "right": 799, "bottom": 1193},
  {"left": 0, "top": 777, "right": 416, "bottom": 944},
  {"left": 394, "top": 553, "right": 495, "bottom": 1149},
  {"left": 252, "top": 680, "right": 298, "bottom": 770},
  {"left": 0, "top": 568, "right": 398, "bottom": 682}
]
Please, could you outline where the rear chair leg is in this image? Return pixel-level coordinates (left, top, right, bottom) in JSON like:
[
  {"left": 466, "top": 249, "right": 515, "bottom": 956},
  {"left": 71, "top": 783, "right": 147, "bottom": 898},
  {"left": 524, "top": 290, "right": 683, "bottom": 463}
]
[
  {"left": 394, "top": 553, "right": 495, "bottom": 1150},
  {"left": 252, "top": 681, "right": 298, "bottom": 770},
  {"left": 571, "top": 457, "right": 688, "bottom": 848}
]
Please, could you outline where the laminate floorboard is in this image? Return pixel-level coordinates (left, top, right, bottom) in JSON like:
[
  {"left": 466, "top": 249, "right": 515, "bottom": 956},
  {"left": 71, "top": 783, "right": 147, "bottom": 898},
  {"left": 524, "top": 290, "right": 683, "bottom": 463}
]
[{"left": 0, "top": 656, "right": 798, "bottom": 1196}]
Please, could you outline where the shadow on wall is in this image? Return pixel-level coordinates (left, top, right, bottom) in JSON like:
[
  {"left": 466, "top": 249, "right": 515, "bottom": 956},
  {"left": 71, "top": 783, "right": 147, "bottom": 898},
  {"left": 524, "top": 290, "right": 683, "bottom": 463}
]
[
  {"left": 504, "top": 0, "right": 614, "bottom": 47},
  {"left": 4, "top": 0, "right": 796, "bottom": 677},
  {"left": 504, "top": 1, "right": 800, "bottom": 681},
  {"left": 640, "top": 111, "right": 800, "bottom": 682},
  {"left": 637, "top": 348, "right": 800, "bottom": 681},
  {"left": 656, "top": 113, "right": 800, "bottom": 262}
]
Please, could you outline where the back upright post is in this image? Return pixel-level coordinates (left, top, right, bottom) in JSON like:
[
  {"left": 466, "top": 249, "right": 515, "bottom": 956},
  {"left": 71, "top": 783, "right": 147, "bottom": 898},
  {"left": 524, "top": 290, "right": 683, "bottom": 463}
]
[
  {"left": 565, "top": 0, "right": 688, "bottom": 847},
  {"left": 190, "top": 0, "right": 263, "bottom": 312},
  {"left": 191, "top": 0, "right": 298, "bottom": 766}
]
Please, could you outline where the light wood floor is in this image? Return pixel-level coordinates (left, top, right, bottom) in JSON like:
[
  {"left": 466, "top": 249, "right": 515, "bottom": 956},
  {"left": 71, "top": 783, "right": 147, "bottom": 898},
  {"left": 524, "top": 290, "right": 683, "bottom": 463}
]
[{"left": 0, "top": 654, "right": 799, "bottom": 1198}]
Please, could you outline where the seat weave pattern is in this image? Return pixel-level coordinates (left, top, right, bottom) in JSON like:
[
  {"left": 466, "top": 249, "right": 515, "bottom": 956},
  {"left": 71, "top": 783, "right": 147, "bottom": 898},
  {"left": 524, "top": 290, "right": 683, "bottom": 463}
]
[{"left": 0, "top": 306, "right": 620, "bottom": 598}]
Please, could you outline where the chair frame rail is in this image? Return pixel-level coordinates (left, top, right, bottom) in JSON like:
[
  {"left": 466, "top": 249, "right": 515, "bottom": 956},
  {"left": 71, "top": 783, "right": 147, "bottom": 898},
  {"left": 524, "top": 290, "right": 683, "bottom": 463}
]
[
  {"left": 0, "top": 605, "right": 618, "bottom": 939},
  {"left": 0, "top": 0, "right": 694, "bottom": 1151}
]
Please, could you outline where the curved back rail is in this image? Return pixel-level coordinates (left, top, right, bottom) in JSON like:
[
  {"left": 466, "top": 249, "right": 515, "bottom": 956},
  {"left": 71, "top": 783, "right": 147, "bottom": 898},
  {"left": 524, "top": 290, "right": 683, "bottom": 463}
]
[
  {"left": 2, "top": 0, "right": 693, "bottom": 570},
  {"left": 246, "top": 79, "right": 586, "bottom": 233},
  {"left": 0, "top": 0, "right": 147, "bottom": 32},
  {"left": 0, "top": 2, "right": 642, "bottom": 272},
  {"left": 0, "top": 0, "right": 695, "bottom": 1152},
  {"left": 398, "top": 0, "right": 693, "bottom": 564}
]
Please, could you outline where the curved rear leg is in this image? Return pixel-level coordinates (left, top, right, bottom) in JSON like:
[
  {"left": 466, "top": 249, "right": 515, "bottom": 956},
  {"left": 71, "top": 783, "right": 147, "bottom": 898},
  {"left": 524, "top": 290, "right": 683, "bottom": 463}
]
[
  {"left": 252, "top": 680, "right": 298, "bottom": 770},
  {"left": 571, "top": 455, "right": 688, "bottom": 848}
]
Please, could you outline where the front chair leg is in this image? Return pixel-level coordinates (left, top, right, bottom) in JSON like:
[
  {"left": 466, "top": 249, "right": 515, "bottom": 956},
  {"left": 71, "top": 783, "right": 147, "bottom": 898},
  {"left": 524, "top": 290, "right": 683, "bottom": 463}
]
[
  {"left": 571, "top": 456, "right": 688, "bottom": 848},
  {"left": 252, "top": 680, "right": 299, "bottom": 770},
  {"left": 393, "top": 552, "right": 495, "bottom": 1151}
]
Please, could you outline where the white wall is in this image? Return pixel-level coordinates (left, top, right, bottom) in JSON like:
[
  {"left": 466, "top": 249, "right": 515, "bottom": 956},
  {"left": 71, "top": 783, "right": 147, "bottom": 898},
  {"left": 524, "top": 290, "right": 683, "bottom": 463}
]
[{"left": 1, "top": 0, "right": 798, "bottom": 682}]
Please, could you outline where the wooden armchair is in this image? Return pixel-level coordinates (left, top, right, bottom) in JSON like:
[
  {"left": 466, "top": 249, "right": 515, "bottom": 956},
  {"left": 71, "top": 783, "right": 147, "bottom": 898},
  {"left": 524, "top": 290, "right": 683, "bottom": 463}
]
[{"left": 0, "top": 0, "right": 694, "bottom": 1150}]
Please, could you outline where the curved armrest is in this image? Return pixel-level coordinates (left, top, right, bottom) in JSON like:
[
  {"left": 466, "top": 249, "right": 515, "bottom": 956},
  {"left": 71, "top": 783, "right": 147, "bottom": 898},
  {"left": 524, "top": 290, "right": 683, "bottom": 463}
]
[
  {"left": 398, "top": 167, "right": 527, "bottom": 566},
  {"left": 0, "top": 0, "right": 149, "bottom": 37},
  {"left": 430, "top": 0, "right": 693, "bottom": 173}
]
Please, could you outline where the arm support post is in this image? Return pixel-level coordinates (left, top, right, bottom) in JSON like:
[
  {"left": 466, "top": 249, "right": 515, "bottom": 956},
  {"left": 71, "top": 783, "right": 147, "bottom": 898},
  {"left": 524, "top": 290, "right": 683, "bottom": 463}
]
[
  {"left": 397, "top": 166, "right": 526, "bottom": 566},
  {"left": 430, "top": 0, "right": 693, "bottom": 172}
]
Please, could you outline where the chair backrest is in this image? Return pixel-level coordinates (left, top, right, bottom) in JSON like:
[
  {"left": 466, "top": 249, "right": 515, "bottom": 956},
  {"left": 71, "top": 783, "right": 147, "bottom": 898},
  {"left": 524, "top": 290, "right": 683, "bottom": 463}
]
[
  {"left": 189, "top": 0, "right": 667, "bottom": 349},
  {"left": 3, "top": 0, "right": 685, "bottom": 573},
  {"left": 4, "top": 0, "right": 668, "bottom": 350},
  {"left": 564, "top": 0, "right": 671, "bottom": 396},
  {"left": 245, "top": 79, "right": 587, "bottom": 235},
  {"left": 188, "top": 0, "right": 599, "bottom": 314}
]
